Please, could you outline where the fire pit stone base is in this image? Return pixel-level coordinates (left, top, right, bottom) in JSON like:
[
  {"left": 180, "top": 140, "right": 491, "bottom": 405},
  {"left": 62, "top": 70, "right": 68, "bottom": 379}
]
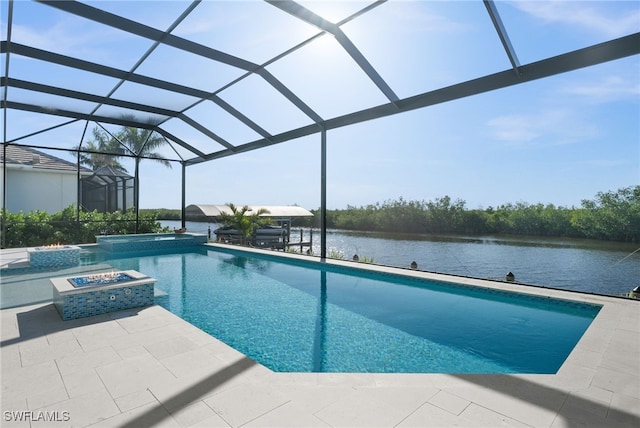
[
  {"left": 51, "top": 270, "right": 155, "bottom": 321},
  {"left": 28, "top": 245, "right": 81, "bottom": 269}
]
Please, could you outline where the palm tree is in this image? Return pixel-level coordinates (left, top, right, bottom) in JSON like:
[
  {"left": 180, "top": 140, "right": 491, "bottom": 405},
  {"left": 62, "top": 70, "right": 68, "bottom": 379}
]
[
  {"left": 78, "top": 115, "right": 171, "bottom": 172},
  {"left": 117, "top": 121, "right": 171, "bottom": 170},
  {"left": 76, "top": 128, "right": 126, "bottom": 171},
  {"left": 218, "top": 204, "right": 271, "bottom": 245}
]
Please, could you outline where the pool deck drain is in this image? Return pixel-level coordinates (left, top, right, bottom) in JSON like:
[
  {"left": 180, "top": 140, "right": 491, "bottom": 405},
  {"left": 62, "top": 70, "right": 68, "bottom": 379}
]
[{"left": 1, "top": 248, "right": 639, "bottom": 427}]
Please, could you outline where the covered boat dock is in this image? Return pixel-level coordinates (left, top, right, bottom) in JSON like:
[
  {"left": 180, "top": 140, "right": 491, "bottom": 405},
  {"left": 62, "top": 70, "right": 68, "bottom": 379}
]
[{"left": 185, "top": 204, "right": 314, "bottom": 250}]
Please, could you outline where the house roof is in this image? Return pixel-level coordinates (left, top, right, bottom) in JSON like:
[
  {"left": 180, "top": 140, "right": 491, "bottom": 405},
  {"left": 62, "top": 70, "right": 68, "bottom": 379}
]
[
  {"left": 0, "top": 145, "right": 92, "bottom": 174},
  {"left": 186, "top": 204, "right": 313, "bottom": 220}
]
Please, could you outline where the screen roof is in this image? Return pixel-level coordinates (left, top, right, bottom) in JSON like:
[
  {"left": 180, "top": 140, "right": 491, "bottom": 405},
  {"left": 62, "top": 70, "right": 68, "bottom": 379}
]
[{"left": 2, "top": 0, "right": 639, "bottom": 167}]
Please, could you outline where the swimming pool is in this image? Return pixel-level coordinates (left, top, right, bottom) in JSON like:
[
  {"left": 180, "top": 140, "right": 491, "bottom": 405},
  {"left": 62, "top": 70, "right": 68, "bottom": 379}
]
[{"left": 92, "top": 245, "right": 600, "bottom": 374}]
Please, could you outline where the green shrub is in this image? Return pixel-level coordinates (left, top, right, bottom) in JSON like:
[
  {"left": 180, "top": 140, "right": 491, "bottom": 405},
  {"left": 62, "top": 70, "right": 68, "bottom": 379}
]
[{"left": 1, "top": 205, "right": 167, "bottom": 248}]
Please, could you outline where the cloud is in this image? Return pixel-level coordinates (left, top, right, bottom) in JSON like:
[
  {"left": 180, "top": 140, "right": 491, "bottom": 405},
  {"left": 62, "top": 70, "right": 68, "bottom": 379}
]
[
  {"left": 571, "top": 159, "right": 630, "bottom": 168},
  {"left": 379, "top": 1, "right": 470, "bottom": 34},
  {"left": 10, "top": 19, "right": 130, "bottom": 63},
  {"left": 511, "top": 0, "right": 640, "bottom": 38},
  {"left": 10, "top": 22, "right": 76, "bottom": 54},
  {"left": 486, "top": 109, "right": 600, "bottom": 146},
  {"left": 562, "top": 75, "right": 640, "bottom": 104},
  {"left": 558, "top": 157, "right": 634, "bottom": 176},
  {"left": 487, "top": 115, "right": 540, "bottom": 143}
]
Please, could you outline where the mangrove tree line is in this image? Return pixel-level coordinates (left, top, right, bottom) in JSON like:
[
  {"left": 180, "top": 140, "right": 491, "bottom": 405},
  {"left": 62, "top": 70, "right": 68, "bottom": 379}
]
[{"left": 302, "top": 186, "right": 640, "bottom": 243}]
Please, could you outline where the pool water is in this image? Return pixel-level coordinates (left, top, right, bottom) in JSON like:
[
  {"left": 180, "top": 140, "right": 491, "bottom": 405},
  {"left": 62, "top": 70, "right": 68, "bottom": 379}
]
[{"left": 101, "top": 246, "right": 600, "bottom": 374}]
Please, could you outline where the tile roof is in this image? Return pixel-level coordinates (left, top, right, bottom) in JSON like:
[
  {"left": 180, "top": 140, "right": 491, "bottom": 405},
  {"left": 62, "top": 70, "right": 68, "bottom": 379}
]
[{"left": 1, "top": 145, "right": 92, "bottom": 173}]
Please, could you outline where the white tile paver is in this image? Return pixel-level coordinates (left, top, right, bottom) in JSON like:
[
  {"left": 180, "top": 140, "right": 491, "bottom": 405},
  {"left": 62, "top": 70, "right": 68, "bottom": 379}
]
[
  {"left": 159, "top": 347, "right": 230, "bottom": 379},
  {"left": 113, "top": 389, "right": 157, "bottom": 413},
  {"left": 95, "top": 353, "right": 177, "bottom": 399},
  {"left": 592, "top": 367, "right": 640, "bottom": 399},
  {"left": 18, "top": 337, "right": 82, "bottom": 367},
  {"left": 244, "top": 401, "right": 331, "bottom": 427},
  {"left": 167, "top": 400, "right": 220, "bottom": 427},
  {"left": 187, "top": 413, "right": 232, "bottom": 428},
  {"left": 313, "top": 388, "right": 412, "bottom": 427},
  {"left": 58, "top": 368, "right": 107, "bottom": 399},
  {"left": 31, "top": 389, "right": 120, "bottom": 428},
  {"left": 55, "top": 346, "right": 122, "bottom": 376},
  {"left": 397, "top": 401, "right": 476, "bottom": 427},
  {"left": 428, "top": 389, "right": 471, "bottom": 415},
  {"left": 269, "top": 384, "right": 355, "bottom": 414},
  {"left": 144, "top": 335, "right": 200, "bottom": 360},
  {"left": 203, "top": 383, "right": 290, "bottom": 427},
  {"left": 1, "top": 264, "right": 639, "bottom": 428},
  {"left": 2, "top": 359, "right": 66, "bottom": 403},
  {"left": 459, "top": 403, "right": 531, "bottom": 427},
  {"left": 89, "top": 401, "right": 180, "bottom": 428}
]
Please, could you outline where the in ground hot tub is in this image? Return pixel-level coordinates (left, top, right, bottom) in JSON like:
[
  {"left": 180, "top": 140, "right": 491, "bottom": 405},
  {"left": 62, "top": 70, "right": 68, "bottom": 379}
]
[
  {"left": 51, "top": 270, "right": 155, "bottom": 320},
  {"left": 96, "top": 233, "right": 207, "bottom": 252}
]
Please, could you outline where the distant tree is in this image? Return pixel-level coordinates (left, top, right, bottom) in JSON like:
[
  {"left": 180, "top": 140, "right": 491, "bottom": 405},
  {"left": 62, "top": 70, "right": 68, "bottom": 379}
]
[
  {"left": 425, "top": 196, "right": 465, "bottom": 233},
  {"left": 462, "top": 209, "right": 489, "bottom": 234},
  {"left": 571, "top": 185, "right": 640, "bottom": 242}
]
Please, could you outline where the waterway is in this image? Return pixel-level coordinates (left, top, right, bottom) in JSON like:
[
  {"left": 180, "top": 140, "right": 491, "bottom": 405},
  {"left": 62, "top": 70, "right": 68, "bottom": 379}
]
[{"left": 161, "top": 220, "right": 639, "bottom": 298}]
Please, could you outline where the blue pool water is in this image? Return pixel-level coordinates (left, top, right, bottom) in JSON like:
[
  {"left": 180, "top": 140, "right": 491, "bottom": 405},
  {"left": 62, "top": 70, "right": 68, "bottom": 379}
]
[{"left": 98, "top": 246, "right": 600, "bottom": 374}]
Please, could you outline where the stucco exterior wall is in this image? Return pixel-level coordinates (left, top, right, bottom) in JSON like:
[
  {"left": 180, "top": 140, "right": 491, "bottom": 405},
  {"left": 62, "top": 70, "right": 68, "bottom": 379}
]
[{"left": 1, "top": 166, "right": 79, "bottom": 213}]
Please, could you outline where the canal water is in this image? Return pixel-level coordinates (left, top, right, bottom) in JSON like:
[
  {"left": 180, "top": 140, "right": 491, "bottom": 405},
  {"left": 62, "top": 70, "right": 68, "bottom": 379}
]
[{"left": 161, "top": 220, "right": 639, "bottom": 298}]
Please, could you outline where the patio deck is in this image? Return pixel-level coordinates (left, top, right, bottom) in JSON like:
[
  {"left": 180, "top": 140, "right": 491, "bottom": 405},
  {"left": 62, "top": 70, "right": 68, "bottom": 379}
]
[{"left": 1, "top": 248, "right": 638, "bottom": 427}]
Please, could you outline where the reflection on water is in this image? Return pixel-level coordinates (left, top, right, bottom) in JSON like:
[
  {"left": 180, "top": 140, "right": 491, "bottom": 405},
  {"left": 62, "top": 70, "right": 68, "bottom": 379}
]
[
  {"left": 162, "top": 221, "right": 639, "bottom": 297},
  {"left": 318, "top": 230, "right": 639, "bottom": 297}
]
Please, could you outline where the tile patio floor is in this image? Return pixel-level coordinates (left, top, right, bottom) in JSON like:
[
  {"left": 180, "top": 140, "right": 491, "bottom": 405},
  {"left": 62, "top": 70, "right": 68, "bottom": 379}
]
[{"left": 1, "top": 247, "right": 639, "bottom": 427}]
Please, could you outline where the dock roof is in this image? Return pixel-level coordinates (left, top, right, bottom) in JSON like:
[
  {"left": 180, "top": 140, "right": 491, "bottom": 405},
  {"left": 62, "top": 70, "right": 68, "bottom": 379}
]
[{"left": 186, "top": 204, "right": 313, "bottom": 220}]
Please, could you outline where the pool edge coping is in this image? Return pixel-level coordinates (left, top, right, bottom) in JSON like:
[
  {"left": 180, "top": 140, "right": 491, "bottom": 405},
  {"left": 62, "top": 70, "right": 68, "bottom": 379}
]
[{"left": 1, "top": 243, "right": 638, "bottom": 426}]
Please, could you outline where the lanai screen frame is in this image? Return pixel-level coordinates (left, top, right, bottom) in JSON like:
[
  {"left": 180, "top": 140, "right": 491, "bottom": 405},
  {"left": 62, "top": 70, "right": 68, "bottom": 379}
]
[{"left": 1, "top": 0, "right": 639, "bottom": 255}]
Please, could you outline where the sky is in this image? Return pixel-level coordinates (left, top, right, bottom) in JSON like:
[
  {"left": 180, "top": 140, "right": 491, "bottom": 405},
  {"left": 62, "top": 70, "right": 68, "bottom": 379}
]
[{"left": 2, "top": 0, "right": 639, "bottom": 211}]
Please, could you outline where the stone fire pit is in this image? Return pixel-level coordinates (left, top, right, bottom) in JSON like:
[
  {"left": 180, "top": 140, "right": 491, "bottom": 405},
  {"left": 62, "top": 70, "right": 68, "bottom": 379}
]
[
  {"left": 51, "top": 270, "right": 155, "bottom": 320},
  {"left": 28, "top": 245, "right": 81, "bottom": 269}
]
